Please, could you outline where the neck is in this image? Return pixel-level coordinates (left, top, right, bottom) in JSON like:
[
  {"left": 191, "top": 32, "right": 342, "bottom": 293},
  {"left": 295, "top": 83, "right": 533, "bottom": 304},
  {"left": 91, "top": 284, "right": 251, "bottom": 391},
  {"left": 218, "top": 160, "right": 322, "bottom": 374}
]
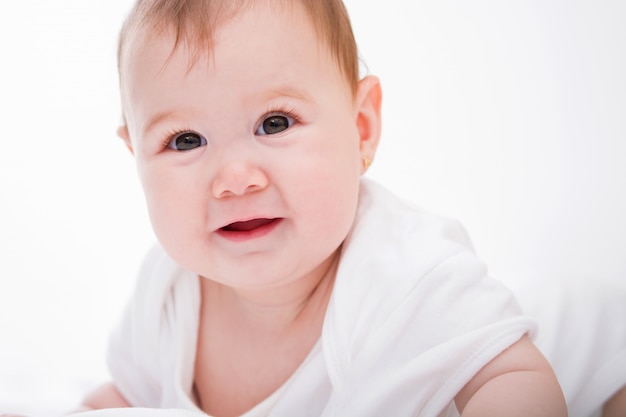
[{"left": 201, "top": 250, "right": 340, "bottom": 334}]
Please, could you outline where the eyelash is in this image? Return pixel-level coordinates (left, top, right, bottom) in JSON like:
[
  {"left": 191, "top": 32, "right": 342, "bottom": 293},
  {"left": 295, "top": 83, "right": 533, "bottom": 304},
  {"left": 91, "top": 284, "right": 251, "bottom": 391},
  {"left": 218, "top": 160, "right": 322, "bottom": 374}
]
[
  {"left": 256, "top": 106, "right": 300, "bottom": 133},
  {"left": 160, "top": 127, "right": 196, "bottom": 150},
  {"left": 261, "top": 106, "right": 300, "bottom": 124},
  {"left": 158, "top": 107, "right": 301, "bottom": 149}
]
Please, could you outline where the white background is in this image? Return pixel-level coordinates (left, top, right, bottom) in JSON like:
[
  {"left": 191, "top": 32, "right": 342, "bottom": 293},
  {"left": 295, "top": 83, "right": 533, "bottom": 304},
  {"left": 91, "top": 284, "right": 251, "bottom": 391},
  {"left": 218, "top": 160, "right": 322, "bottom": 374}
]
[{"left": 1, "top": 1, "right": 625, "bottom": 415}]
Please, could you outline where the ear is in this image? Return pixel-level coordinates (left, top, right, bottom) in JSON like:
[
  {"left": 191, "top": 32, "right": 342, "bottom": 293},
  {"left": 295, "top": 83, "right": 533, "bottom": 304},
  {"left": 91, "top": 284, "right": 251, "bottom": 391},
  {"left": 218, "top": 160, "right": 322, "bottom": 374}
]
[
  {"left": 354, "top": 75, "right": 382, "bottom": 173},
  {"left": 117, "top": 124, "right": 134, "bottom": 155}
]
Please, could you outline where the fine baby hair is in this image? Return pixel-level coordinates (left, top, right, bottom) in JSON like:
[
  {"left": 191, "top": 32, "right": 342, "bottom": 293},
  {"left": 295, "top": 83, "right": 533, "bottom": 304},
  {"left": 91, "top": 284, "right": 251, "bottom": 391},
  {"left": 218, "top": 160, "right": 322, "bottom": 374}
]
[{"left": 116, "top": 0, "right": 360, "bottom": 94}]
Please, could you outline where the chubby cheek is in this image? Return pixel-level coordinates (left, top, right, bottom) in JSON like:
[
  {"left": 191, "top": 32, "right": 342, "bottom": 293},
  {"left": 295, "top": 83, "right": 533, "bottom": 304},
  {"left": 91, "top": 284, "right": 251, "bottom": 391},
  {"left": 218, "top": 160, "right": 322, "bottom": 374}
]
[
  {"left": 287, "top": 129, "right": 362, "bottom": 241},
  {"left": 138, "top": 163, "right": 208, "bottom": 255}
]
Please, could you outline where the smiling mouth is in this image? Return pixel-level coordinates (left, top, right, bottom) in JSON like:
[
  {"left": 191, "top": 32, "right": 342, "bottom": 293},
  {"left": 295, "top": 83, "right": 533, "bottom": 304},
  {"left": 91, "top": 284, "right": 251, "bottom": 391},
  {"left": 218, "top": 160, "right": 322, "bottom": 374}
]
[
  {"left": 221, "top": 218, "right": 278, "bottom": 232},
  {"left": 217, "top": 218, "right": 283, "bottom": 241}
]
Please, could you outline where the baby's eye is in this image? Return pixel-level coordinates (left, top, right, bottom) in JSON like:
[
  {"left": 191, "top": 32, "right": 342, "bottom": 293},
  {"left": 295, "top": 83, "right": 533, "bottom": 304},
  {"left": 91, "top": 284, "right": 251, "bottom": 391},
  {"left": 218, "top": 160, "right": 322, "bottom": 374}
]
[
  {"left": 167, "top": 131, "right": 207, "bottom": 151},
  {"left": 256, "top": 114, "right": 295, "bottom": 135}
]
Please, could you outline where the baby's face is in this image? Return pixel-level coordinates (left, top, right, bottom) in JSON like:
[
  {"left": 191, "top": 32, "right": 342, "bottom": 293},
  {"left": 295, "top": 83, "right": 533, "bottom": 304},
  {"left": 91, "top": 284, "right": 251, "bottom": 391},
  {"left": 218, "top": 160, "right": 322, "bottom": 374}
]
[{"left": 121, "top": 2, "right": 367, "bottom": 291}]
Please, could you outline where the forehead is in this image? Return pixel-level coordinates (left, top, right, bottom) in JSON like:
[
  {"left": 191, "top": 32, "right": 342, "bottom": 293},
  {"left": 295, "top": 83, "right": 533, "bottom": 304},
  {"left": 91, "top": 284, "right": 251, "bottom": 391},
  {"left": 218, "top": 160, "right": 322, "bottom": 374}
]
[
  {"left": 122, "top": 1, "right": 350, "bottom": 131},
  {"left": 122, "top": 0, "right": 330, "bottom": 81}
]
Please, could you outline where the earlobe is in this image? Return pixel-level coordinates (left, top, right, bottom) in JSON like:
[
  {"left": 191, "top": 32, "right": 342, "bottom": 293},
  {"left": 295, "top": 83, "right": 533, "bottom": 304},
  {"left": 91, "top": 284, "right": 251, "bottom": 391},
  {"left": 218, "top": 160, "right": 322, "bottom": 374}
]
[
  {"left": 355, "top": 76, "right": 383, "bottom": 173},
  {"left": 117, "top": 125, "right": 134, "bottom": 155}
]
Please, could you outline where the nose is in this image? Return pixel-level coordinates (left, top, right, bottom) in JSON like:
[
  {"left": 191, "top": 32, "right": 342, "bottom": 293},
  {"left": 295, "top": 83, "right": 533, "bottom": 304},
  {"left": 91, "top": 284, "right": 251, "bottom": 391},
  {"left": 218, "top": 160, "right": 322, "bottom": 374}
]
[{"left": 212, "top": 160, "right": 269, "bottom": 199}]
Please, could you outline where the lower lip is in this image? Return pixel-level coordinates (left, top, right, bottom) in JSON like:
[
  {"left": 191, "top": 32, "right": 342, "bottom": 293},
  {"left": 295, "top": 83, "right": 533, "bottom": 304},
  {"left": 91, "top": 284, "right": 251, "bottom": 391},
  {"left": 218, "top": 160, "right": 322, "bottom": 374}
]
[{"left": 216, "top": 218, "right": 283, "bottom": 242}]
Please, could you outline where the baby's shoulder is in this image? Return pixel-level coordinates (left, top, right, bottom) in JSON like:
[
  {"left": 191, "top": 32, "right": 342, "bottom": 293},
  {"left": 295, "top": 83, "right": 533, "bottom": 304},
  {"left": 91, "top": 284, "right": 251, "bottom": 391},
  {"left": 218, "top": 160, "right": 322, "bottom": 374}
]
[{"left": 353, "top": 180, "right": 477, "bottom": 266}]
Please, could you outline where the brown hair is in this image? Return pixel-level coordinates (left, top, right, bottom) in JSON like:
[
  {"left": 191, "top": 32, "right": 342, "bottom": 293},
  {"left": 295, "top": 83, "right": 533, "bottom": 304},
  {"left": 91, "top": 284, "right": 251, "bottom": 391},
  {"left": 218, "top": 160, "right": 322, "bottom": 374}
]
[{"left": 117, "top": 0, "right": 359, "bottom": 93}]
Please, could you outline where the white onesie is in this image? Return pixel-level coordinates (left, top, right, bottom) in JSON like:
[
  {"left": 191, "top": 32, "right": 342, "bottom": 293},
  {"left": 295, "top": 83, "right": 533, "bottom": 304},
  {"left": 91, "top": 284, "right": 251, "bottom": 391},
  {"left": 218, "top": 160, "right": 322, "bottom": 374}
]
[{"left": 106, "top": 180, "right": 535, "bottom": 417}]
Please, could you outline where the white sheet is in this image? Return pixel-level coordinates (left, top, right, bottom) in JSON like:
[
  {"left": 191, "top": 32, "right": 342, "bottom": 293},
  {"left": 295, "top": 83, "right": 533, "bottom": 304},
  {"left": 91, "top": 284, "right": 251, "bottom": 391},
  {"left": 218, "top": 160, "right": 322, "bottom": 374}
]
[{"left": 71, "top": 409, "right": 202, "bottom": 417}]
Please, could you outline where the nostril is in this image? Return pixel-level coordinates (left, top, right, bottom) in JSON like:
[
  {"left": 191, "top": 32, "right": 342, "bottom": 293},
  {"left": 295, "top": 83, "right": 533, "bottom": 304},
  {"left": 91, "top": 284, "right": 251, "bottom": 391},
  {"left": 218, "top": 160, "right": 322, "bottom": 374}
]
[
  {"left": 244, "top": 183, "right": 263, "bottom": 194},
  {"left": 212, "top": 164, "right": 269, "bottom": 198}
]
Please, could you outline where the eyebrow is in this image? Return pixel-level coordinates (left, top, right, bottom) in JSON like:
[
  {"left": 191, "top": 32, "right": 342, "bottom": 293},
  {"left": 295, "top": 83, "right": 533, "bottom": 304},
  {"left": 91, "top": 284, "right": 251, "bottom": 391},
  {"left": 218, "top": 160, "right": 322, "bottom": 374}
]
[
  {"left": 259, "top": 85, "right": 313, "bottom": 104},
  {"left": 142, "top": 110, "right": 180, "bottom": 137}
]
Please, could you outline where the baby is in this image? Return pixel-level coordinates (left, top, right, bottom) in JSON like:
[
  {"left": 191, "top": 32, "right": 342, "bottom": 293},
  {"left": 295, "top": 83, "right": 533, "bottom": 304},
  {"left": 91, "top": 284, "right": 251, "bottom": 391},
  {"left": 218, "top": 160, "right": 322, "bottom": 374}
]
[{"left": 75, "top": 0, "right": 567, "bottom": 416}]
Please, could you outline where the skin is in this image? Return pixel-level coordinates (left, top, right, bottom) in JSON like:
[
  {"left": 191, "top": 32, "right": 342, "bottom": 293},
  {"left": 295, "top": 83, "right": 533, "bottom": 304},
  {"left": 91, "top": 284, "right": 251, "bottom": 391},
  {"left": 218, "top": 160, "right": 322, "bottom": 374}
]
[
  {"left": 72, "top": 1, "right": 568, "bottom": 416},
  {"left": 119, "top": 4, "right": 375, "bottom": 307},
  {"left": 603, "top": 385, "right": 626, "bottom": 417}
]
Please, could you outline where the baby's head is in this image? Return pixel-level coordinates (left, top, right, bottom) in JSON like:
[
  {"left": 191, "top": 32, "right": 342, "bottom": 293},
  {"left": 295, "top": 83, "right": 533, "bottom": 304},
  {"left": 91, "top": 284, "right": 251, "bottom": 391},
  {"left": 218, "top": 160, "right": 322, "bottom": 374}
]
[
  {"left": 118, "top": 0, "right": 359, "bottom": 102},
  {"left": 116, "top": 0, "right": 382, "bottom": 291}
]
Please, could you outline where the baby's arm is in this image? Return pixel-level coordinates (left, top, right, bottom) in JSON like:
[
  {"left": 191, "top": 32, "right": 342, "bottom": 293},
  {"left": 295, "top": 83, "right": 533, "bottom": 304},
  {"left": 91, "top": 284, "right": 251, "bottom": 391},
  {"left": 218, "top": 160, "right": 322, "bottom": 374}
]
[
  {"left": 71, "top": 383, "right": 131, "bottom": 412},
  {"left": 455, "top": 335, "right": 567, "bottom": 417}
]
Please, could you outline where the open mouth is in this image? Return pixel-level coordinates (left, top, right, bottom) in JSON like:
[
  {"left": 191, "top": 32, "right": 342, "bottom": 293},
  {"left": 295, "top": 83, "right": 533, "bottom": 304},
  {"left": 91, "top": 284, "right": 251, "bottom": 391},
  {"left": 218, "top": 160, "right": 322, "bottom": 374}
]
[
  {"left": 218, "top": 218, "right": 282, "bottom": 241},
  {"left": 222, "top": 218, "right": 278, "bottom": 232}
]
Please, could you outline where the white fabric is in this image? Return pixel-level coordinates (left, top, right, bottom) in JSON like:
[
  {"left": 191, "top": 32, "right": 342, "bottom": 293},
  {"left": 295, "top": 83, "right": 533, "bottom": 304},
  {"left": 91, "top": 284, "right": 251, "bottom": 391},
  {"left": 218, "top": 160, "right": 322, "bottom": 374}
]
[
  {"left": 71, "top": 409, "right": 201, "bottom": 417},
  {"left": 508, "top": 275, "right": 626, "bottom": 417},
  {"left": 106, "top": 180, "right": 535, "bottom": 417}
]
